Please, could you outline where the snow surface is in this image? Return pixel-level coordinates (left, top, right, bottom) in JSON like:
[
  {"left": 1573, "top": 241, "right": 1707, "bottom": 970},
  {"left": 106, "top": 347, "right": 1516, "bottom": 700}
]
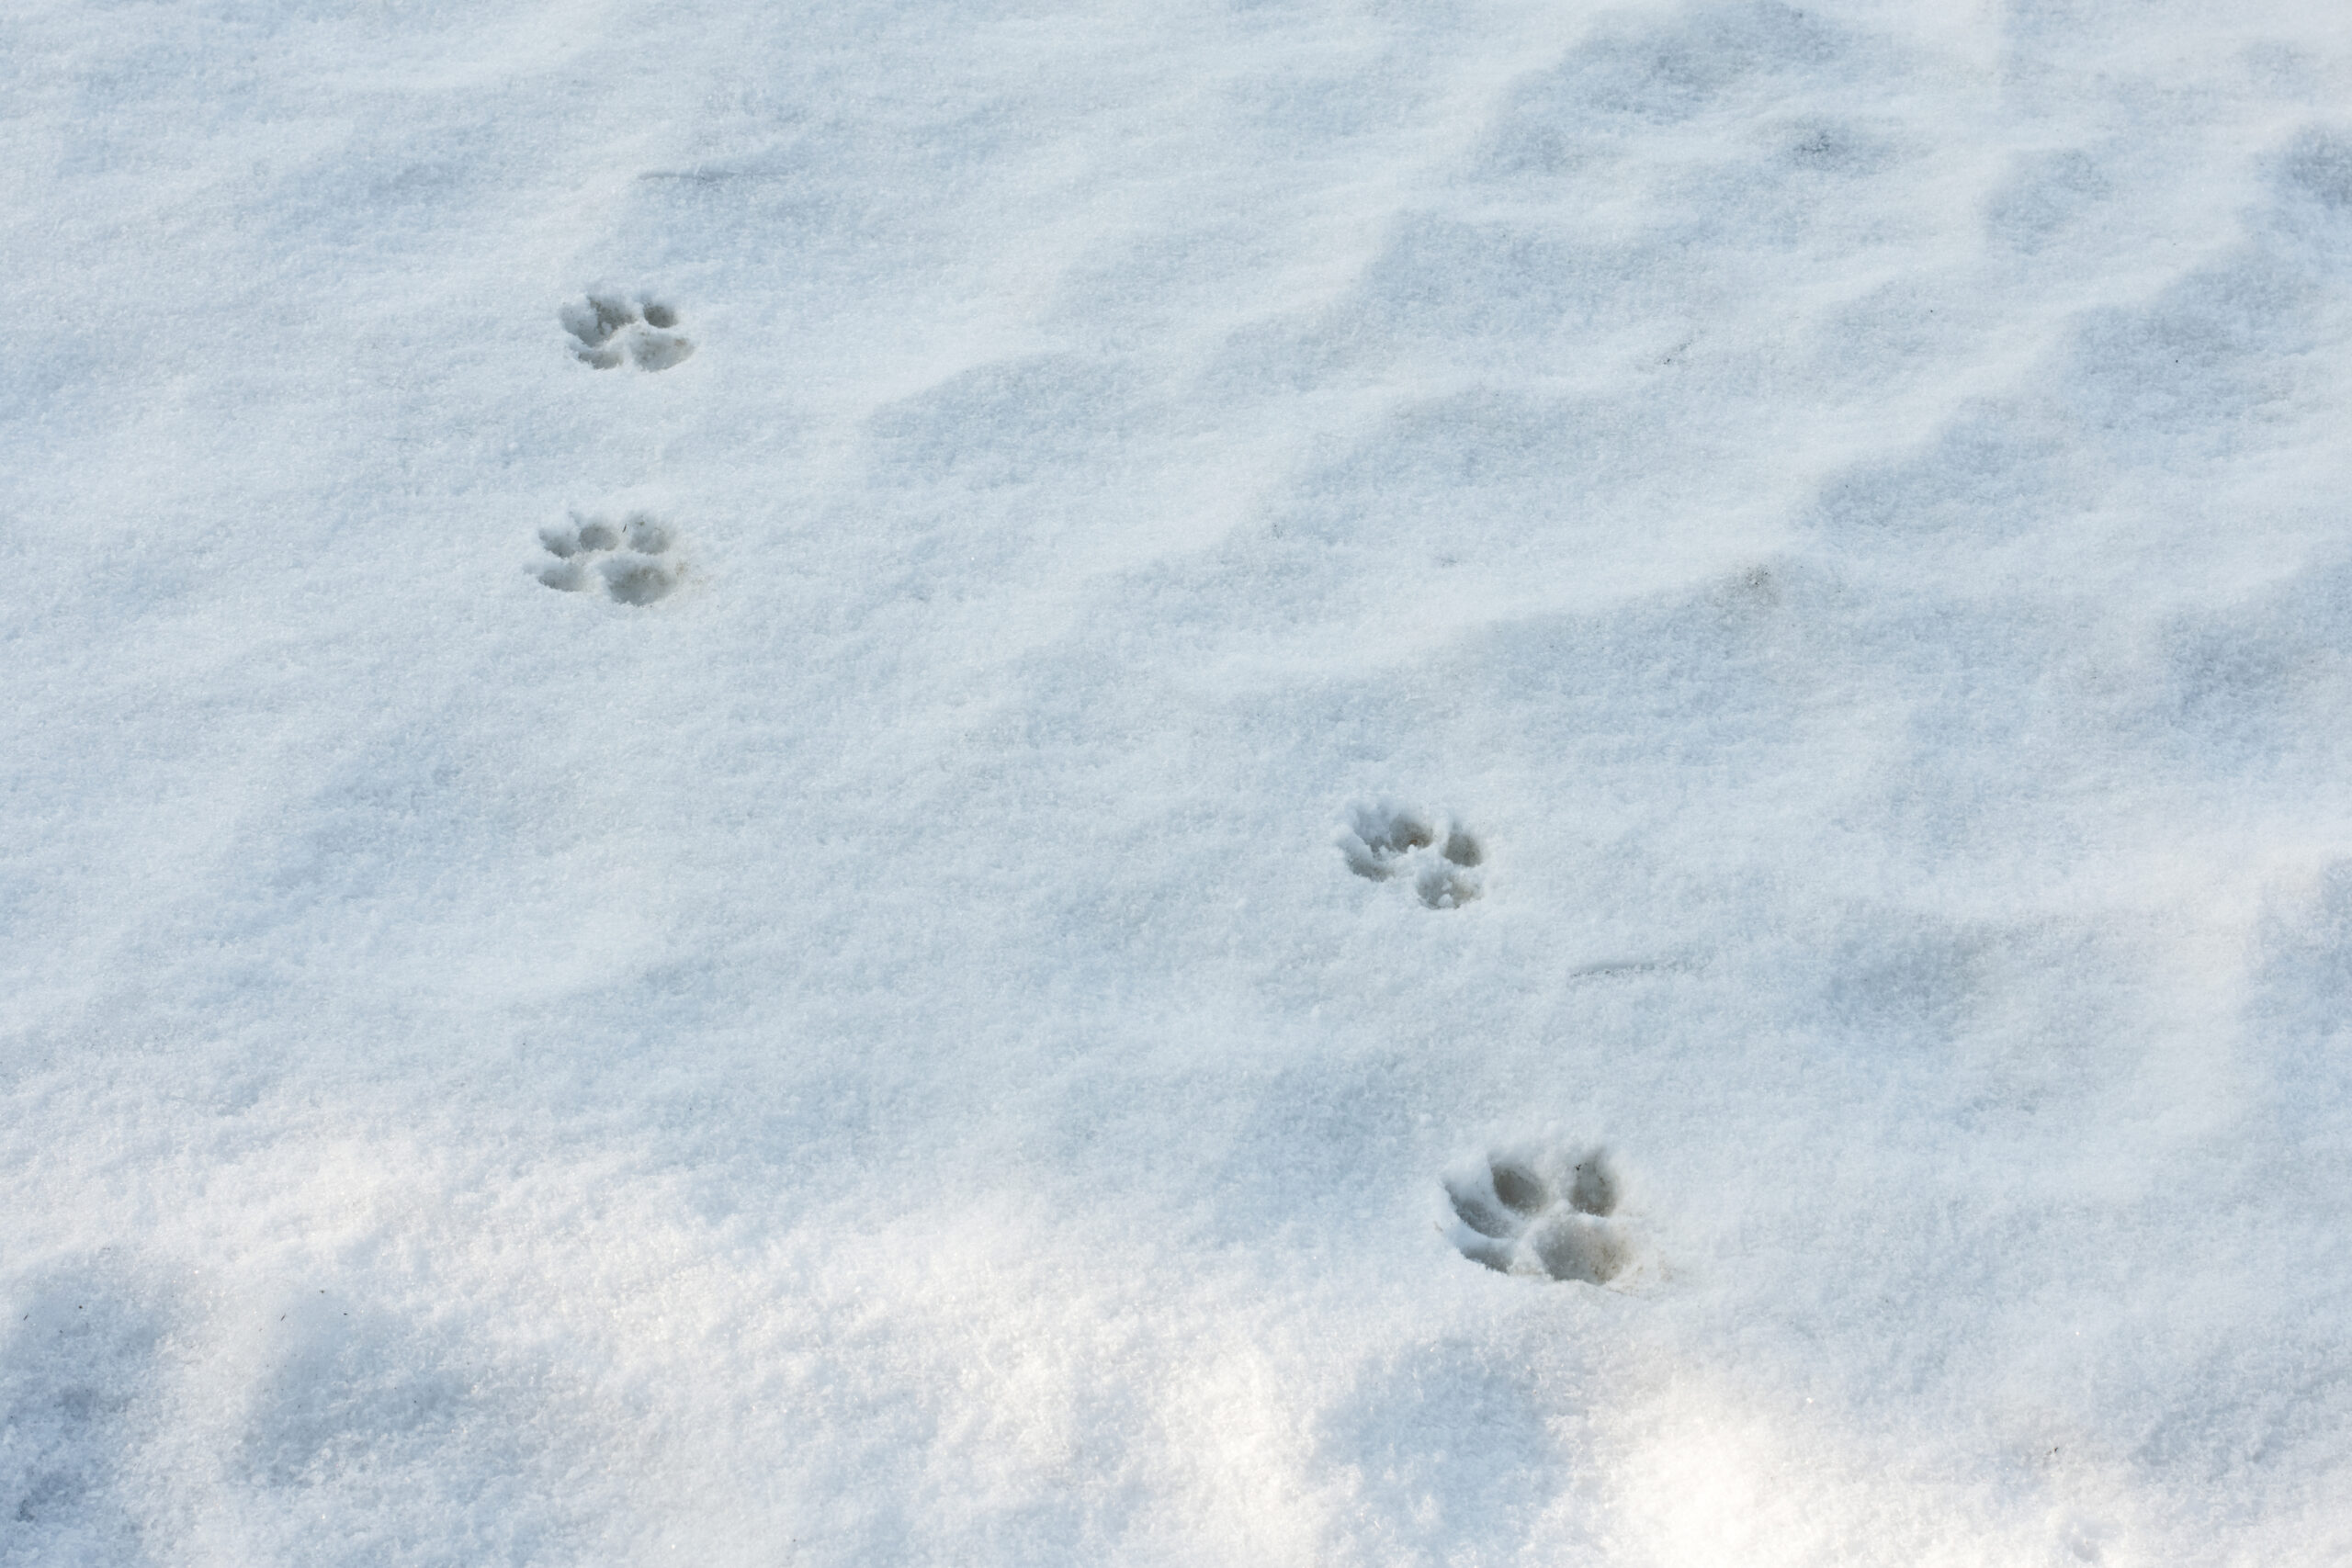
[{"left": 6, "top": 0, "right": 2352, "bottom": 1562}]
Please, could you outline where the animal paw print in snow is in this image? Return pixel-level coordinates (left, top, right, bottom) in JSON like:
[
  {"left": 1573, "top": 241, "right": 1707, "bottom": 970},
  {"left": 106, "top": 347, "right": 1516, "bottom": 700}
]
[
  {"left": 561, "top": 290, "right": 695, "bottom": 371},
  {"left": 1341, "top": 803, "right": 1484, "bottom": 908},
  {"left": 1444, "top": 1146, "right": 1634, "bottom": 1284},
  {"left": 535, "top": 512, "right": 680, "bottom": 604}
]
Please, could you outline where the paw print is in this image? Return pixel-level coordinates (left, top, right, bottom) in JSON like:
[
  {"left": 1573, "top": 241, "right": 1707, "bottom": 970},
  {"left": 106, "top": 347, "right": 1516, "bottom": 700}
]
[
  {"left": 1341, "top": 803, "right": 1484, "bottom": 908},
  {"left": 560, "top": 290, "right": 695, "bottom": 371},
  {"left": 1442, "top": 1145, "right": 1634, "bottom": 1284},
  {"left": 534, "top": 512, "right": 681, "bottom": 604}
]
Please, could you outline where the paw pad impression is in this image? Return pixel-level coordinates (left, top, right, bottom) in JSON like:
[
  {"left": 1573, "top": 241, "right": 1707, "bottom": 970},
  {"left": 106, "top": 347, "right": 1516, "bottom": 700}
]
[
  {"left": 561, "top": 291, "right": 695, "bottom": 371},
  {"left": 535, "top": 512, "right": 680, "bottom": 604},
  {"left": 1443, "top": 1145, "right": 1634, "bottom": 1285},
  {"left": 1341, "top": 803, "right": 1484, "bottom": 908}
]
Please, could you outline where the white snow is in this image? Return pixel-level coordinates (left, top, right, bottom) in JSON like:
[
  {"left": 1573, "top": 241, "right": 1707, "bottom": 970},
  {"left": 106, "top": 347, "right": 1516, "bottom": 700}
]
[{"left": 6, "top": 0, "right": 2352, "bottom": 1561}]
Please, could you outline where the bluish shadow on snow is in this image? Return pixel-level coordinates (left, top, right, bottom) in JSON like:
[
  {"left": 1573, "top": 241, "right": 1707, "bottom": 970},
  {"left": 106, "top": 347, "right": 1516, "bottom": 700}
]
[
  {"left": 0, "top": 1263, "right": 168, "bottom": 1567},
  {"left": 226, "top": 1290, "right": 596, "bottom": 1566}
]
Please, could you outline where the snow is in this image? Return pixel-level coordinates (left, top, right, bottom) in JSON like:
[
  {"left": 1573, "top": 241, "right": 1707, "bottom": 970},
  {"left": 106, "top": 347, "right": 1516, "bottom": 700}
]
[{"left": 5, "top": 0, "right": 2352, "bottom": 1561}]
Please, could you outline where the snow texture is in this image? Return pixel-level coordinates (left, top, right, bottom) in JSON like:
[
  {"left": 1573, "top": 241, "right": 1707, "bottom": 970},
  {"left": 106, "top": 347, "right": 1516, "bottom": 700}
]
[{"left": 5, "top": 0, "right": 2352, "bottom": 1562}]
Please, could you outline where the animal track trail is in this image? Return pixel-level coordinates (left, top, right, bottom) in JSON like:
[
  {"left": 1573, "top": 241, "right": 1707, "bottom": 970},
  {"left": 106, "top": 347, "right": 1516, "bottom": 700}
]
[
  {"left": 534, "top": 512, "right": 680, "bottom": 604},
  {"left": 1443, "top": 1145, "right": 1636, "bottom": 1285},
  {"left": 560, "top": 290, "right": 694, "bottom": 371},
  {"left": 1341, "top": 803, "right": 1484, "bottom": 908}
]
